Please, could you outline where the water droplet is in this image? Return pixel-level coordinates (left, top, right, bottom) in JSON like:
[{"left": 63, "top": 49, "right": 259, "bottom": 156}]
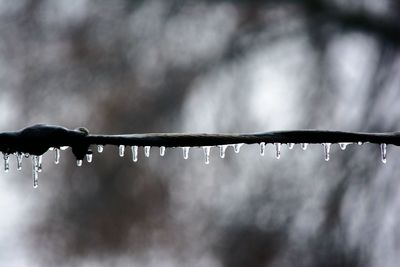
[
  {"left": 203, "top": 146, "right": 211, "bottom": 164},
  {"left": 86, "top": 153, "right": 93, "bottom": 163},
  {"left": 144, "top": 146, "right": 151, "bottom": 157},
  {"left": 301, "top": 143, "right": 308, "bottom": 150},
  {"left": 77, "top": 159, "right": 83, "bottom": 167},
  {"left": 32, "top": 156, "right": 39, "bottom": 188},
  {"left": 380, "top": 143, "right": 387, "bottom": 164},
  {"left": 234, "top": 143, "right": 243, "bottom": 153},
  {"left": 288, "top": 143, "right": 295, "bottom": 149},
  {"left": 323, "top": 143, "right": 331, "bottom": 161},
  {"left": 160, "top": 146, "right": 166, "bottom": 157},
  {"left": 339, "top": 143, "right": 348, "bottom": 150},
  {"left": 16, "top": 153, "right": 22, "bottom": 170},
  {"left": 219, "top": 145, "right": 227, "bottom": 158},
  {"left": 3, "top": 153, "right": 9, "bottom": 172},
  {"left": 275, "top": 143, "right": 281, "bottom": 159},
  {"left": 119, "top": 145, "right": 125, "bottom": 157},
  {"left": 54, "top": 148, "right": 60, "bottom": 164},
  {"left": 97, "top": 145, "right": 104, "bottom": 153},
  {"left": 182, "top": 147, "right": 190, "bottom": 159},
  {"left": 37, "top": 155, "right": 43, "bottom": 172},
  {"left": 260, "top": 142, "right": 266, "bottom": 156}
]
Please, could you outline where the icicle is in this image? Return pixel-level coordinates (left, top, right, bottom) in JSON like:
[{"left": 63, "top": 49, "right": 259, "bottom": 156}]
[
  {"left": 301, "top": 143, "right": 308, "bottom": 150},
  {"left": 380, "top": 143, "right": 387, "bottom": 164},
  {"left": 144, "top": 146, "right": 151, "bottom": 157},
  {"left": 131, "top": 146, "right": 138, "bottom": 162},
  {"left": 233, "top": 143, "right": 243, "bottom": 153},
  {"left": 339, "top": 143, "right": 348, "bottom": 150},
  {"left": 97, "top": 145, "right": 104, "bottom": 153},
  {"left": 288, "top": 143, "right": 295, "bottom": 149},
  {"left": 119, "top": 145, "right": 125, "bottom": 157},
  {"left": 275, "top": 143, "right": 281, "bottom": 159},
  {"left": 203, "top": 146, "right": 211, "bottom": 164},
  {"left": 182, "top": 147, "right": 190, "bottom": 159},
  {"left": 32, "top": 156, "right": 39, "bottom": 188},
  {"left": 323, "top": 143, "right": 331, "bottom": 161},
  {"left": 16, "top": 153, "right": 22, "bottom": 171},
  {"left": 219, "top": 145, "right": 227, "bottom": 158},
  {"left": 54, "top": 148, "right": 60, "bottom": 164},
  {"left": 3, "top": 153, "right": 9, "bottom": 172},
  {"left": 37, "top": 155, "right": 43, "bottom": 172},
  {"left": 86, "top": 153, "right": 93, "bottom": 163},
  {"left": 76, "top": 159, "right": 83, "bottom": 167},
  {"left": 259, "top": 142, "right": 266, "bottom": 156},
  {"left": 160, "top": 146, "right": 166, "bottom": 157}
]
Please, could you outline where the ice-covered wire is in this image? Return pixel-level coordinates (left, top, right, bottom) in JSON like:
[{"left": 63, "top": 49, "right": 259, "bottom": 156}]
[{"left": 0, "top": 124, "right": 399, "bottom": 160}]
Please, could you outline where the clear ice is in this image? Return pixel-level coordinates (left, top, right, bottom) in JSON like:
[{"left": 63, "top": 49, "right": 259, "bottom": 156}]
[
  {"left": 3, "top": 153, "right": 9, "bottom": 172},
  {"left": 182, "top": 147, "right": 190, "bottom": 159},
  {"left": 234, "top": 143, "right": 243, "bottom": 153},
  {"left": 16, "top": 153, "right": 22, "bottom": 171},
  {"left": 323, "top": 143, "right": 331, "bottom": 161},
  {"left": 119, "top": 145, "right": 125, "bottom": 157},
  {"left": 219, "top": 145, "right": 227, "bottom": 158},
  {"left": 144, "top": 146, "right": 151, "bottom": 157},
  {"left": 380, "top": 143, "right": 387, "bottom": 164},
  {"left": 203, "top": 146, "right": 211, "bottom": 164},
  {"left": 275, "top": 143, "right": 281, "bottom": 159},
  {"left": 260, "top": 142, "right": 266, "bottom": 156},
  {"left": 54, "top": 148, "right": 60, "bottom": 164},
  {"left": 131, "top": 146, "right": 138, "bottom": 162},
  {"left": 160, "top": 146, "right": 166, "bottom": 157}
]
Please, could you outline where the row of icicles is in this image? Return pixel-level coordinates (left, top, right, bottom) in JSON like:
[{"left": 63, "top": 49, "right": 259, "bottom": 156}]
[{"left": 1, "top": 142, "right": 388, "bottom": 188}]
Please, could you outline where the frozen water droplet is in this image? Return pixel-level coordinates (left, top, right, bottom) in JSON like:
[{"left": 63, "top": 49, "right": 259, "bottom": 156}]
[
  {"left": 86, "top": 153, "right": 93, "bottom": 163},
  {"left": 288, "top": 143, "right": 295, "bottom": 149},
  {"left": 301, "top": 143, "right": 308, "bottom": 150},
  {"left": 234, "top": 143, "right": 243, "bottom": 153},
  {"left": 260, "top": 142, "right": 266, "bottom": 156},
  {"left": 97, "top": 145, "right": 104, "bottom": 153},
  {"left": 144, "top": 146, "right": 151, "bottom": 157},
  {"left": 380, "top": 143, "right": 387, "bottom": 164},
  {"left": 119, "top": 145, "right": 125, "bottom": 157},
  {"left": 160, "top": 146, "right": 166, "bottom": 157},
  {"left": 339, "top": 143, "right": 348, "bottom": 150},
  {"left": 16, "top": 153, "right": 22, "bottom": 171},
  {"left": 203, "top": 146, "right": 211, "bottom": 164},
  {"left": 24, "top": 153, "right": 30, "bottom": 158},
  {"left": 3, "top": 153, "right": 9, "bottom": 172},
  {"left": 76, "top": 159, "right": 83, "bottom": 167},
  {"left": 323, "top": 143, "right": 331, "bottom": 161},
  {"left": 37, "top": 155, "right": 43, "bottom": 172},
  {"left": 32, "top": 156, "right": 39, "bottom": 188},
  {"left": 182, "top": 147, "right": 190, "bottom": 159},
  {"left": 60, "top": 146, "right": 69, "bottom": 150},
  {"left": 131, "top": 146, "right": 138, "bottom": 162},
  {"left": 275, "top": 143, "right": 281, "bottom": 159},
  {"left": 358, "top": 141, "right": 363, "bottom": 145},
  {"left": 219, "top": 145, "right": 227, "bottom": 158},
  {"left": 54, "top": 148, "right": 60, "bottom": 164}
]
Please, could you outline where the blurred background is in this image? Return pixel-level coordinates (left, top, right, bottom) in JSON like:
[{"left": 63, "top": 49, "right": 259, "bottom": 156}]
[{"left": 0, "top": 0, "right": 400, "bottom": 266}]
